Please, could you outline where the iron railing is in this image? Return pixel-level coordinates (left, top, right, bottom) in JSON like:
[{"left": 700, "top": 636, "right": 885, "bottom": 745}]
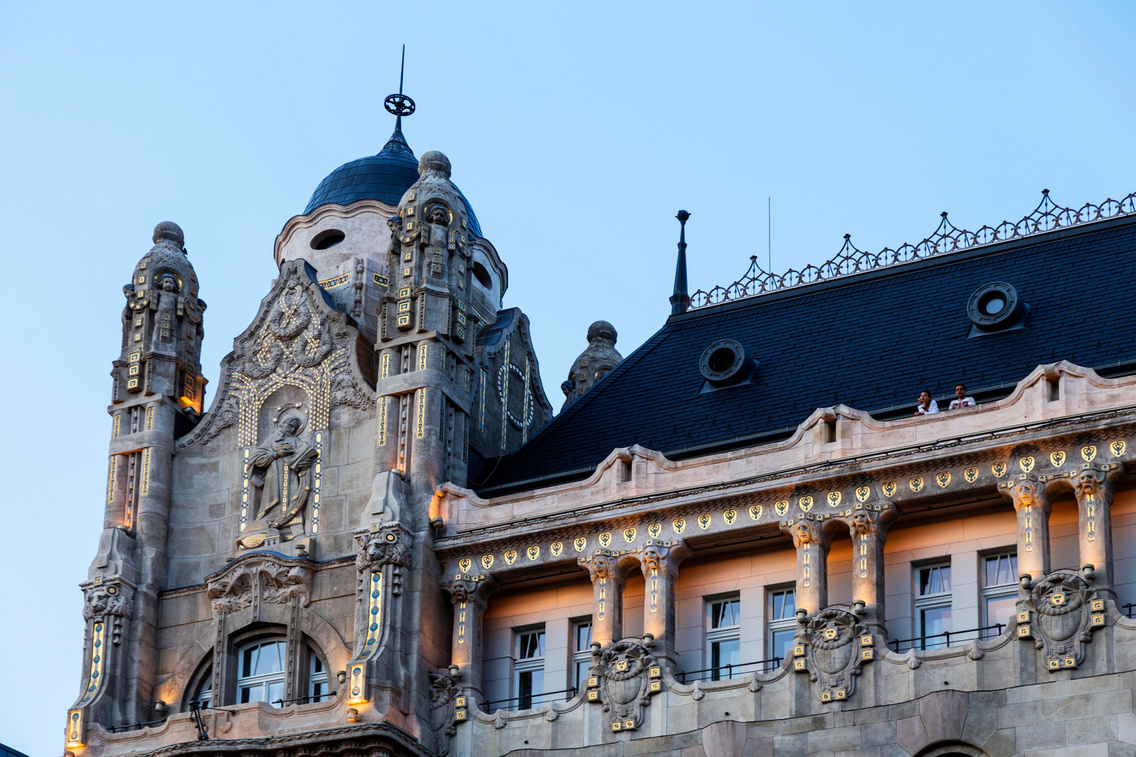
[
  {"left": 689, "top": 190, "right": 1136, "bottom": 309},
  {"left": 272, "top": 691, "right": 337, "bottom": 706},
  {"left": 106, "top": 718, "right": 166, "bottom": 733},
  {"left": 889, "top": 623, "right": 1006, "bottom": 652},
  {"left": 484, "top": 687, "right": 578, "bottom": 711},
  {"left": 677, "top": 657, "right": 784, "bottom": 683}
]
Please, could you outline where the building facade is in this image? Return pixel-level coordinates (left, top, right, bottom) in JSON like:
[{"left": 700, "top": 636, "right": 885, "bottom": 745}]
[{"left": 66, "top": 102, "right": 1136, "bottom": 756}]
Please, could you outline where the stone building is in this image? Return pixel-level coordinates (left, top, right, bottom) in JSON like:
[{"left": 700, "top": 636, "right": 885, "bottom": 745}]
[{"left": 66, "top": 95, "right": 1136, "bottom": 756}]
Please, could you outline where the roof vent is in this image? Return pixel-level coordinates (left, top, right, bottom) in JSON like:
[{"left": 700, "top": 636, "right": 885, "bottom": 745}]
[
  {"left": 699, "top": 339, "right": 756, "bottom": 392},
  {"left": 967, "top": 281, "right": 1029, "bottom": 336}
]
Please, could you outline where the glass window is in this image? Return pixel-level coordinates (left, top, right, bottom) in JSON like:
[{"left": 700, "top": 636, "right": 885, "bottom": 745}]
[
  {"left": 915, "top": 563, "right": 952, "bottom": 650},
  {"left": 308, "top": 651, "right": 329, "bottom": 703},
  {"left": 982, "top": 551, "right": 1018, "bottom": 639},
  {"left": 514, "top": 628, "right": 546, "bottom": 710},
  {"left": 237, "top": 639, "right": 287, "bottom": 705},
  {"left": 572, "top": 621, "right": 592, "bottom": 695},
  {"left": 768, "top": 588, "right": 796, "bottom": 666},
  {"left": 706, "top": 596, "right": 741, "bottom": 681}
]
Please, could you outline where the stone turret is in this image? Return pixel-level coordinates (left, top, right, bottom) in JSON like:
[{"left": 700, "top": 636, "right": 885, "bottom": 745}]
[
  {"left": 560, "top": 320, "right": 623, "bottom": 411},
  {"left": 69, "top": 223, "right": 208, "bottom": 749}
]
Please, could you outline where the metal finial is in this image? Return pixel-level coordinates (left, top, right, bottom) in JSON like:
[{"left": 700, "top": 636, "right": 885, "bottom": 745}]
[
  {"left": 384, "top": 45, "right": 416, "bottom": 126},
  {"left": 670, "top": 210, "right": 691, "bottom": 316}
]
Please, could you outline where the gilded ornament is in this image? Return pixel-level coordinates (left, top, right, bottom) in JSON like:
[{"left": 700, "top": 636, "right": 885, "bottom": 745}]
[
  {"left": 723, "top": 509, "right": 737, "bottom": 525},
  {"left": 936, "top": 472, "right": 951, "bottom": 488},
  {"left": 855, "top": 486, "right": 870, "bottom": 502},
  {"left": 1081, "top": 445, "right": 1097, "bottom": 462},
  {"left": 599, "top": 532, "right": 612, "bottom": 548},
  {"left": 799, "top": 496, "right": 813, "bottom": 512},
  {"left": 1020, "top": 456, "right": 1035, "bottom": 473},
  {"left": 697, "top": 513, "right": 711, "bottom": 529},
  {"left": 909, "top": 477, "right": 924, "bottom": 493},
  {"left": 647, "top": 523, "right": 662, "bottom": 538},
  {"left": 504, "top": 550, "right": 517, "bottom": 565},
  {"left": 1110, "top": 441, "right": 1126, "bottom": 457},
  {"left": 882, "top": 482, "right": 897, "bottom": 497},
  {"left": 481, "top": 554, "right": 494, "bottom": 570},
  {"left": 992, "top": 462, "right": 1007, "bottom": 478},
  {"left": 573, "top": 537, "right": 587, "bottom": 553},
  {"left": 827, "top": 491, "right": 841, "bottom": 507},
  {"left": 623, "top": 527, "right": 636, "bottom": 543},
  {"left": 964, "top": 467, "right": 978, "bottom": 483},
  {"left": 672, "top": 518, "right": 686, "bottom": 534},
  {"left": 458, "top": 558, "right": 472, "bottom": 573},
  {"left": 774, "top": 500, "right": 789, "bottom": 517},
  {"left": 527, "top": 545, "right": 540, "bottom": 561},
  {"left": 551, "top": 541, "right": 564, "bottom": 557},
  {"left": 1051, "top": 451, "right": 1066, "bottom": 467},
  {"left": 749, "top": 504, "right": 763, "bottom": 520}
]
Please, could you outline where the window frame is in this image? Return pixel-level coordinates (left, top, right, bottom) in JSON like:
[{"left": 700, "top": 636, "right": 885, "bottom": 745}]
[
  {"left": 513, "top": 626, "right": 546, "bottom": 710},
  {"left": 236, "top": 637, "right": 289, "bottom": 706},
  {"left": 570, "top": 619, "right": 593, "bottom": 696},
  {"left": 981, "top": 550, "right": 1019, "bottom": 639},
  {"left": 914, "top": 561, "right": 953, "bottom": 650},
  {"left": 705, "top": 594, "right": 741, "bottom": 681},
  {"left": 767, "top": 586, "right": 797, "bottom": 667}
]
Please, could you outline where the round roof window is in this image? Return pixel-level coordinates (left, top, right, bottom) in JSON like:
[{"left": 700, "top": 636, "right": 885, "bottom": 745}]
[
  {"left": 967, "top": 282, "right": 1025, "bottom": 331},
  {"left": 700, "top": 339, "right": 754, "bottom": 386}
]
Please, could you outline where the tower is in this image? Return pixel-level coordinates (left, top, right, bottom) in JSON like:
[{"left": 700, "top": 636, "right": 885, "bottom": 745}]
[{"left": 68, "top": 223, "right": 207, "bottom": 749}]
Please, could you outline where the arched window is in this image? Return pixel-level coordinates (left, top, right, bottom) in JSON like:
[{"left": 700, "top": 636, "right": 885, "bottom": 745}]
[
  {"left": 308, "top": 651, "right": 329, "bottom": 703},
  {"left": 237, "top": 638, "right": 288, "bottom": 705}
]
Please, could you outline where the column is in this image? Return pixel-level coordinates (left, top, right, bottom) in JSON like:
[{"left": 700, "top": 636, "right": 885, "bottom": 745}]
[
  {"left": 848, "top": 504, "right": 898, "bottom": 632},
  {"left": 441, "top": 574, "right": 497, "bottom": 702},
  {"left": 781, "top": 517, "right": 829, "bottom": 616},
  {"left": 638, "top": 540, "right": 691, "bottom": 665},
  {"left": 1072, "top": 464, "right": 1123, "bottom": 591},
  {"left": 578, "top": 552, "right": 626, "bottom": 647},
  {"left": 999, "top": 475, "right": 1051, "bottom": 582}
]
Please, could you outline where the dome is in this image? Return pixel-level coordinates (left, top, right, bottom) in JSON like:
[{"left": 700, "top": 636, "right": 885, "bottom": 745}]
[{"left": 304, "top": 125, "right": 483, "bottom": 237}]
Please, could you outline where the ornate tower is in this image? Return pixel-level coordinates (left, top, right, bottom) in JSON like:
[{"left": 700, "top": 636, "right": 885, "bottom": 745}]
[{"left": 68, "top": 223, "right": 206, "bottom": 749}]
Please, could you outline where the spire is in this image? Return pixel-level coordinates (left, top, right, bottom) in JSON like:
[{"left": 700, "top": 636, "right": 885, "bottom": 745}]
[
  {"left": 383, "top": 44, "right": 416, "bottom": 147},
  {"left": 670, "top": 210, "right": 691, "bottom": 315}
]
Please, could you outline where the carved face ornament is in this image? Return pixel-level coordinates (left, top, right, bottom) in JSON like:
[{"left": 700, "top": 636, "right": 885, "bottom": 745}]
[
  {"left": 795, "top": 520, "right": 814, "bottom": 544},
  {"left": 851, "top": 510, "right": 873, "bottom": 534}
]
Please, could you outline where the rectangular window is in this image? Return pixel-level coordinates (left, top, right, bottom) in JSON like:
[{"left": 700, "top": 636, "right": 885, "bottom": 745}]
[
  {"left": 706, "top": 596, "right": 741, "bottom": 681},
  {"left": 514, "top": 628, "right": 546, "bottom": 710},
  {"left": 915, "top": 563, "right": 952, "bottom": 650},
  {"left": 768, "top": 588, "right": 797, "bottom": 666},
  {"left": 572, "top": 620, "right": 593, "bottom": 695},
  {"left": 982, "top": 551, "right": 1018, "bottom": 639}
]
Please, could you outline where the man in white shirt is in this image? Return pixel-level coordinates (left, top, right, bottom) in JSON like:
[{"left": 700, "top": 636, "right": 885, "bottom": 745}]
[
  {"left": 949, "top": 384, "right": 976, "bottom": 410},
  {"left": 915, "top": 389, "right": 939, "bottom": 416}
]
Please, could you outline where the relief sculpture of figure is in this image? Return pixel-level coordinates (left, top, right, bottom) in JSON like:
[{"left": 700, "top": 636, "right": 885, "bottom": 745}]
[{"left": 248, "top": 411, "right": 317, "bottom": 535}]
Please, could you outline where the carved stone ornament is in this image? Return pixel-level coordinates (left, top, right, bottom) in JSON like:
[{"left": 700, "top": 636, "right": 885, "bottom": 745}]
[
  {"left": 578, "top": 553, "right": 617, "bottom": 582},
  {"left": 206, "top": 555, "right": 313, "bottom": 616},
  {"left": 81, "top": 578, "right": 135, "bottom": 646},
  {"left": 440, "top": 574, "right": 494, "bottom": 606},
  {"left": 998, "top": 474, "right": 1048, "bottom": 511},
  {"left": 782, "top": 517, "right": 822, "bottom": 549},
  {"left": 596, "top": 640, "right": 661, "bottom": 731},
  {"left": 1021, "top": 569, "right": 1103, "bottom": 670},
  {"left": 356, "top": 527, "right": 412, "bottom": 570},
  {"left": 181, "top": 260, "right": 372, "bottom": 450},
  {"left": 355, "top": 525, "right": 412, "bottom": 597},
  {"left": 428, "top": 670, "right": 459, "bottom": 750},
  {"left": 797, "top": 607, "right": 873, "bottom": 703}
]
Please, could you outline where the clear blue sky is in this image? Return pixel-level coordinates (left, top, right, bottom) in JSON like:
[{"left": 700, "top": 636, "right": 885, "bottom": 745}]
[{"left": 2, "top": 3, "right": 1134, "bottom": 753}]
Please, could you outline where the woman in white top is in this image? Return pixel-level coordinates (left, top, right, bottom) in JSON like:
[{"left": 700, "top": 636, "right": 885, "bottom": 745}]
[
  {"left": 949, "top": 384, "right": 976, "bottom": 410},
  {"left": 915, "top": 389, "right": 939, "bottom": 416}
]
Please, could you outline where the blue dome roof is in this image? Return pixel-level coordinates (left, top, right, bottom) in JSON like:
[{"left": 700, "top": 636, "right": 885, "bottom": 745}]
[{"left": 304, "top": 125, "right": 482, "bottom": 237}]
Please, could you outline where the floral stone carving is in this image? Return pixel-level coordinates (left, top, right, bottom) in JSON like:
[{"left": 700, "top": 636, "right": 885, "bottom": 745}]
[
  {"left": 795, "top": 607, "right": 873, "bottom": 702},
  {"left": 206, "top": 555, "right": 313, "bottom": 615},
  {"left": 595, "top": 640, "right": 662, "bottom": 731},
  {"left": 1019, "top": 569, "right": 1104, "bottom": 670}
]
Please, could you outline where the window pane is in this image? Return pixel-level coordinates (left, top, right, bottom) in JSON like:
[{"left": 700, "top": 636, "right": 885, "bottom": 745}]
[
  {"left": 773, "top": 592, "right": 784, "bottom": 619},
  {"left": 252, "top": 641, "right": 285, "bottom": 675},
  {"left": 711, "top": 639, "right": 740, "bottom": 680},
  {"left": 985, "top": 595, "right": 1017, "bottom": 634},
  {"left": 711, "top": 599, "right": 740, "bottom": 629},
  {"left": 519, "top": 631, "right": 545, "bottom": 659},
  {"left": 771, "top": 629, "right": 794, "bottom": 664},
  {"left": 267, "top": 681, "right": 284, "bottom": 705},
  {"left": 921, "top": 607, "right": 952, "bottom": 649},
  {"left": 575, "top": 623, "right": 592, "bottom": 650},
  {"left": 920, "top": 565, "right": 951, "bottom": 596},
  {"left": 780, "top": 591, "right": 795, "bottom": 618},
  {"left": 311, "top": 654, "right": 324, "bottom": 674},
  {"left": 574, "top": 659, "right": 590, "bottom": 691}
]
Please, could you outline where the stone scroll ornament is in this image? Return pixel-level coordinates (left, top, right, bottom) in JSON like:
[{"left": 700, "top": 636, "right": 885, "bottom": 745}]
[
  {"left": 428, "top": 670, "right": 459, "bottom": 755},
  {"left": 793, "top": 608, "right": 874, "bottom": 703},
  {"left": 206, "top": 557, "right": 313, "bottom": 616},
  {"left": 1016, "top": 569, "right": 1105, "bottom": 670},
  {"left": 592, "top": 640, "right": 663, "bottom": 732}
]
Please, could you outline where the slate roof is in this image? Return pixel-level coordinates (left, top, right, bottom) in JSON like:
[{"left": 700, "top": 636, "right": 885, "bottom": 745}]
[
  {"left": 305, "top": 125, "right": 483, "bottom": 237},
  {"left": 475, "top": 214, "right": 1136, "bottom": 495}
]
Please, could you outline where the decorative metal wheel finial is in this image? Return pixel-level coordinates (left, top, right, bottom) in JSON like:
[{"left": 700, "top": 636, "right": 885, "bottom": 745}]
[
  {"left": 384, "top": 93, "right": 415, "bottom": 117},
  {"left": 385, "top": 44, "right": 415, "bottom": 117}
]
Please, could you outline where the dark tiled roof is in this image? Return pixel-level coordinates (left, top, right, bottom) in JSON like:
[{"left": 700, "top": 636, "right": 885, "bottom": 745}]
[
  {"left": 476, "top": 215, "right": 1136, "bottom": 495},
  {"left": 304, "top": 126, "right": 483, "bottom": 237}
]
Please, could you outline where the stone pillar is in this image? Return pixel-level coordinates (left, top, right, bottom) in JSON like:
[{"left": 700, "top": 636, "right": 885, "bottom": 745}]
[
  {"left": 1072, "top": 464, "right": 1123, "bottom": 592},
  {"left": 999, "top": 475, "right": 1051, "bottom": 582},
  {"left": 440, "top": 574, "right": 497, "bottom": 703},
  {"left": 781, "top": 517, "right": 829, "bottom": 615},
  {"left": 578, "top": 552, "right": 625, "bottom": 647},
  {"left": 638, "top": 540, "right": 691, "bottom": 665},
  {"left": 848, "top": 503, "right": 898, "bottom": 632}
]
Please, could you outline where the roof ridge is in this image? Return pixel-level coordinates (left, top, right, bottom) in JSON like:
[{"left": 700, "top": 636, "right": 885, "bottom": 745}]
[{"left": 691, "top": 189, "right": 1136, "bottom": 310}]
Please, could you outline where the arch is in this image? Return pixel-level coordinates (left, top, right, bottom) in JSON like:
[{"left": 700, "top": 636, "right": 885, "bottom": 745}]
[{"left": 916, "top": 743, "right": 989, "bottom": 757}]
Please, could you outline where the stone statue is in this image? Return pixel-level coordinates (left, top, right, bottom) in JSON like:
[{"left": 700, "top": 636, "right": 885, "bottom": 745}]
[
  {"left": 151, "top": 275, "right": 179, "bottom": 350},
  {"left": 248, "top": 412, "right": 317, "bottom": 533}
]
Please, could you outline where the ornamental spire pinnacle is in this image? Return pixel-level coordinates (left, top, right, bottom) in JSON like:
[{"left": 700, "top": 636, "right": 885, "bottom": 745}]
[
  {"left": 384, "top": 44, "right": 415, "bottom": 144},
  {"left": 670, "top": 210, "right": 691, "bottom": 316}
]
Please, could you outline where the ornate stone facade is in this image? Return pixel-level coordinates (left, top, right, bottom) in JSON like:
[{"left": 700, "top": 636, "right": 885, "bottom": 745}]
[{"left": 68, "top": 120, "right": 1136, "bottom": 757}]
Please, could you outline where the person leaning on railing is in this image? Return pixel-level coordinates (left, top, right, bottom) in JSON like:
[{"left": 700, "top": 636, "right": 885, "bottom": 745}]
[
  {"left": 949, "top": 383, "right": 976, "bottom": 410},
  {"left": 914, "top": 389, "right": 939, "bottom": 416}
]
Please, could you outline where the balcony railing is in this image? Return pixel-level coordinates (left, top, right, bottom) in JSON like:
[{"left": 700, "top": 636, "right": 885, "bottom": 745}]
[
  {"left": 889, "top": 623, "right": 1006, "bottom": 652},
  {"left": 484, "top": 686, "right": 578, "bottom": 711},
  {"left": 677, "top": 657, "right": 784, "bottom": 684}
]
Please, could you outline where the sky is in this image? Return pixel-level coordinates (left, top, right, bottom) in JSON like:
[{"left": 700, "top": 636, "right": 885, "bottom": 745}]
[{"left": 1, "top": 2, "right": 1134, "bottom": 754}]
